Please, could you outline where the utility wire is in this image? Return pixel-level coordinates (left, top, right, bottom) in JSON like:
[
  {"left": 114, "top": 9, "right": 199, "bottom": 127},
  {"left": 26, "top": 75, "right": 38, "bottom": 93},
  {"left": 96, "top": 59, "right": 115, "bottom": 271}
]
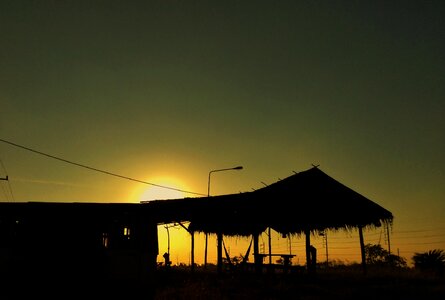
[
  {"left": 0, "top": 138, "right": 206, "bottom": 197},
  {"left": 0, "top": 157, "right": 15, "bottom": 202}
]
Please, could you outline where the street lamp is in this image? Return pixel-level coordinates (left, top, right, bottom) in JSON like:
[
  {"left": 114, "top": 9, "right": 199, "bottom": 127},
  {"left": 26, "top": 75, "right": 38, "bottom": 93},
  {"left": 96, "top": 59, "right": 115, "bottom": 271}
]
[
  {"left": 204, "top": 165, "right": 243, "bottom": 268},
  {"left": 207, "top": 166, "right": 243, "bottom": 198}
]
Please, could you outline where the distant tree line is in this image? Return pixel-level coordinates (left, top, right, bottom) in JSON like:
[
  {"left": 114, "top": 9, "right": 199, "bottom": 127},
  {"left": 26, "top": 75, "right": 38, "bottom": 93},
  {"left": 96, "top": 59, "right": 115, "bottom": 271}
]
[
  {"left": 364, "top": 243, "right": 445, "bottom": 275},
  {"left": 209, "top": 243, "right": 445, "bottom": 276}
]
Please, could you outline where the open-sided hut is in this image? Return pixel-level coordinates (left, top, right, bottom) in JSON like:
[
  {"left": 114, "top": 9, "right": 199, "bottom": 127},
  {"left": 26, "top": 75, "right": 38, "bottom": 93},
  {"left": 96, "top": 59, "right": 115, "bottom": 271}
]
[{"left": 163, "top": 166, "right": 393, "bottom": 273}]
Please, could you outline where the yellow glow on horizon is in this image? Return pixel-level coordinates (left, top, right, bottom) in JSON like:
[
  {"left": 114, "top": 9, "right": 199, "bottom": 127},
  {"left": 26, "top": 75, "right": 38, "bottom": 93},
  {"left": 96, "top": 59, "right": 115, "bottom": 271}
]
[{"left": 132, "top": 176, "right": 189, "bottom": 202}]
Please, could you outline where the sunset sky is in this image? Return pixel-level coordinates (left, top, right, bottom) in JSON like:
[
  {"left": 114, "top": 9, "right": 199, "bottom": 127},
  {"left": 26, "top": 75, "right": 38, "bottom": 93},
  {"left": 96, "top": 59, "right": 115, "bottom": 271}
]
[{"left": 1, "top": 0, "right": 444, "bottom": 266}]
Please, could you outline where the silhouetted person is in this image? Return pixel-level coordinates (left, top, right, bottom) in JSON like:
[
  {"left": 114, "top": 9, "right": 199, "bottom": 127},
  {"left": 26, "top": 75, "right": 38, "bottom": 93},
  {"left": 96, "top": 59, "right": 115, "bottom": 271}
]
[
  {"left": 309, "top": 245, "right": 317, "bottom": 271},
  {"left": 163, "top": 252, "right": 171, "bottom": 268}
]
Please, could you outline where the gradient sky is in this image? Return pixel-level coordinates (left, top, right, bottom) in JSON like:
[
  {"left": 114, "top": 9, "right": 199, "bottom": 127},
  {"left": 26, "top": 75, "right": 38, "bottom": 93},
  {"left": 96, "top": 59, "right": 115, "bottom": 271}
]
[{"left": 1, "top": 0, "right": 444, "bottom": 266}]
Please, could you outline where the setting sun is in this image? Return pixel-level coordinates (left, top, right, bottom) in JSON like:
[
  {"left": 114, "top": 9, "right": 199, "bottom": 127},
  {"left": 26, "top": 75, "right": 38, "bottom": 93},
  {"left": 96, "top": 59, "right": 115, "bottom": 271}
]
[{"left": 136, "top": 177, "right": 188, "bottom": 202}]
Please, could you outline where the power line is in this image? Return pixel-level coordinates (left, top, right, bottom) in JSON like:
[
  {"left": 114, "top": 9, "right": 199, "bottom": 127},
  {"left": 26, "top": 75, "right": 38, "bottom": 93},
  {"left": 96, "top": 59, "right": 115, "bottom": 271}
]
[
  {"left": 0, "top": 157, "right": 15, "bottom": 202},
  {"left": 394, "top": 228, "right": 445, "bottom": 234},
  {"left": 392, "top": 234, "right": 445, "bottom": 239},
  {"left": 0, "top": 138, "right": 206, "bottom": 197},
  {"left": 392, "top": 241, "right": 445, "bottom": 246}
]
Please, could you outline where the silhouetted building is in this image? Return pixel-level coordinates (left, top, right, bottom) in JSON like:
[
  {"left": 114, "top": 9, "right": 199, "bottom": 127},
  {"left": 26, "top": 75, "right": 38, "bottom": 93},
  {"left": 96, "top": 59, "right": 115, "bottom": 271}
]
[{"left": 0, "top": 202, "right": 158, "bottom": 287}]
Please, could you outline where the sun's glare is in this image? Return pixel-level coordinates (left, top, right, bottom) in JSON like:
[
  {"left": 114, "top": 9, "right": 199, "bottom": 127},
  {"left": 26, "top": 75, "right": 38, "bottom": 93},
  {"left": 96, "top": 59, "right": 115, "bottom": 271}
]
[{"left": 137, "top": 177, "right": 188, "bottom": 202}]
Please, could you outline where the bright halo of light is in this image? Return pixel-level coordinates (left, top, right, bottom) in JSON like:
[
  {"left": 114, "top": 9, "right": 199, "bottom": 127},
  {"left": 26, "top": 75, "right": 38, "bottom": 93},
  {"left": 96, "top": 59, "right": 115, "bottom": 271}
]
[{"left": 138, "top": 177, "right": 187, "bottom": 202}]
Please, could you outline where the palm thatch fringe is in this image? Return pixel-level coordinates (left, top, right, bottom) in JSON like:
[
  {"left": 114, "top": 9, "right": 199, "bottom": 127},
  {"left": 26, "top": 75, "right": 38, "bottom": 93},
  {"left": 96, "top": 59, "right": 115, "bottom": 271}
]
[{"left": 147, "top": 167, "right": 393, "bottom": 237}]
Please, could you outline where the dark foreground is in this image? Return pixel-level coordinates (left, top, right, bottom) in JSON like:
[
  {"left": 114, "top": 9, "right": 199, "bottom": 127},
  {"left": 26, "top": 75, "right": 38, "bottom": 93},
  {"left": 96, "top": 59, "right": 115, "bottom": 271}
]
[
  {"left": 153, "top": 267, "right": 445, "bottom": 300},
  {"left": 2, "top": 266, "right": 444, "bottom": 299}
]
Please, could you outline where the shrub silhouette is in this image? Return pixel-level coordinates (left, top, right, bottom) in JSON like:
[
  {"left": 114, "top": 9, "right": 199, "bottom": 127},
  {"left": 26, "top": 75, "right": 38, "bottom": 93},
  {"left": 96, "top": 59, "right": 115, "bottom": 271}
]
[
  {"left": 364, "top": 244, "right": 407, "bottom": 268},
  {"left": 412, "top": 249, "right": 445, "bottom": 275}
]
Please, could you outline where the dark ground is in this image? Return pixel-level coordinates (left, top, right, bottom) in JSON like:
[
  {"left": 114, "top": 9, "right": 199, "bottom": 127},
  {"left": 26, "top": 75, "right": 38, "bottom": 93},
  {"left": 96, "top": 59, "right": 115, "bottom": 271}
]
[
  {"left": 2, "top": 266, "right": 444, "bottom": 299},
  {"left": 152, "top": 266, "right": 445, "bottom": 300}
]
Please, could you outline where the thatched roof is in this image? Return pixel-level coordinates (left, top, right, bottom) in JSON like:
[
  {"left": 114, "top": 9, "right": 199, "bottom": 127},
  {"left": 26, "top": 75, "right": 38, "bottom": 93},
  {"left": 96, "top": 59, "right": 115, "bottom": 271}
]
[
  {"left": 148, "top": 193, "right": 265, "bottom": 235},
  {"left": 160, "top": 167, "right": 393, "bottom": 236},
  {"left": 254, "top": 167, "right": 393, "bottom": 234}
]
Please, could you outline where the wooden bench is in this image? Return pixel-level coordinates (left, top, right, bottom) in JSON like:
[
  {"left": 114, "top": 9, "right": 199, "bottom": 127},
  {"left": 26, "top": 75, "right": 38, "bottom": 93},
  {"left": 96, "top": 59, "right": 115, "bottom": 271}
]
[{"left": 256, "top": 253, "right": 295, "bottom": 262}]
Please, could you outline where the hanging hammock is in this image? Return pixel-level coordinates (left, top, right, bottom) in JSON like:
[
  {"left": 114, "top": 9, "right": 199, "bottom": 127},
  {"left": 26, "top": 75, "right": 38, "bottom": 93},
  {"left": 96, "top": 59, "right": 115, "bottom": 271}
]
[
  {"left": 242, "top": 238, "right": 253, "bottom": 264},
  {"left": 222, "top": 238, "right": 232, "bottom": 265}
]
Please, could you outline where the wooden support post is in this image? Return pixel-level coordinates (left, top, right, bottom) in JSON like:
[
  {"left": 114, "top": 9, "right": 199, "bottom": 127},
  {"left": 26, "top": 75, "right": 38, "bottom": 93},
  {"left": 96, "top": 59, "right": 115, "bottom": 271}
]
[
  {"left": 305, "top": 229, "right": 311, "bottom": 272},
  {"left": 359, "top": 226, "right": 367, "bottom": 274},
  {"left": 325, "top": 231, "right": 329, "bottom": 268},
  {"left": 386, "top": 223, "right": 391, "bottom": 255},
  {"left": 217, "top": 232, "right": 223, "bottom": 274},
  {"left": 268, "top": 227, "right": 272, "bottom": 265},
  {"left": 191, "top": 231, "right": 195, "bottom": 272},
  {"left": 253, "top": 233, "right": 261, "bottom": 274},
  {"left": 204, "top": 233, "right": 208, "bottom": 268}
]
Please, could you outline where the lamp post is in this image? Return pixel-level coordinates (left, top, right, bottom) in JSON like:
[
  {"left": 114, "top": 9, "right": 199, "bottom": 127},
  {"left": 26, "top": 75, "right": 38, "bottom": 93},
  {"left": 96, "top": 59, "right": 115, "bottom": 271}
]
[{"left": 204, "top": 166, "right": 243, "bottom": 269}]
